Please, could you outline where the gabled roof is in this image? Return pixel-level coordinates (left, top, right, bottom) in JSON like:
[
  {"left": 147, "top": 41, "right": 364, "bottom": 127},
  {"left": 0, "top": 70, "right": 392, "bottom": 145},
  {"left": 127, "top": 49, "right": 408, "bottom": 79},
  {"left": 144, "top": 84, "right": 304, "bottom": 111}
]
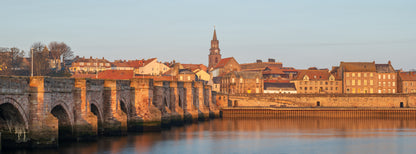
[
  {"left": 214, "top": 57, "right": 235, "bottom": 69},
  {"left": 181, "top": 64, "right": 208, "bottom": 72},
  {"left": 263, "top": 66, "right": 285, "bottom": 75},
  {"left": 112, "top": 60, "right": 144, "bottom": 68},
  {"left": 376, "top": 64, "right": 395, "bottom": 73},
  {"left": 399, "top": 72, "right": 416, "bottom": 81},
  {"left": 340, "top": 62, "right": 376, "bottom": 72},
  {"left": 143, "top": 58, "right": 157, "bottom": 66},
  {"left": 295, "top": 70, "right": 333, "bottom": 80}
]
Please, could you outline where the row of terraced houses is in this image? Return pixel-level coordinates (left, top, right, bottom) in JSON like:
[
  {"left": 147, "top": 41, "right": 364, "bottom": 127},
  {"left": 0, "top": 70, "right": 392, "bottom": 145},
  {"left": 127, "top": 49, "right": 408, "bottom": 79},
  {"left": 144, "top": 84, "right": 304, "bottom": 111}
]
[{"left": 44, "top": 29, "right": 416, "bottom": 95}]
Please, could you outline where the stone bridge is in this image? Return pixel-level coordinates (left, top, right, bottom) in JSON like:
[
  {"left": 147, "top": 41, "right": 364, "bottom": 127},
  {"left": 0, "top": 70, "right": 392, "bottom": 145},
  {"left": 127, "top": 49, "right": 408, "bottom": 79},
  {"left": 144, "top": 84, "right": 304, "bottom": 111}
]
[{"left": 0, "top": 76, "right": 220, "bottom": 148}]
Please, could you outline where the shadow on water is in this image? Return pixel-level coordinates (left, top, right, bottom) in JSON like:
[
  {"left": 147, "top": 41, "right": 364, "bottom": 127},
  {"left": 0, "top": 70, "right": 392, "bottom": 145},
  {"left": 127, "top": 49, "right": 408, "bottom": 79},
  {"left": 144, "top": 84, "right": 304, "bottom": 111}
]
[{"left": 4, "top": 117, "right": 416, "bottom": 153}]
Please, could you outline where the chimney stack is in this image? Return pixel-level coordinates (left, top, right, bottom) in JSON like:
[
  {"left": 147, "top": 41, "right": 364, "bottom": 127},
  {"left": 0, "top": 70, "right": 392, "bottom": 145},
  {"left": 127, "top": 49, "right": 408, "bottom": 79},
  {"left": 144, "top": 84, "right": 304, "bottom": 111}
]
[
  {"left": 268, "top": 58, "right": 275, "bottom": 62},
  {"left": 256, "top": 59, "right": 262, "bottom": 63}
]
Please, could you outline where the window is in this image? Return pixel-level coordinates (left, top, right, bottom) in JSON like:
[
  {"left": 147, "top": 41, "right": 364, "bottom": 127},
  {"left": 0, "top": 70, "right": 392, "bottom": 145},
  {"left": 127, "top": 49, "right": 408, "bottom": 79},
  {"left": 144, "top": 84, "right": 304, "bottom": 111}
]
[
  {"left": 310, "top": 87, "right": 312, "bottom": 90},
  {"left": 300, "top": 87, "right": 302, "bottom": 90},
  {"left": 388, "top": 82, "right": 391, "bottom": 86},
  {"left": 336, "top": 87, "right": 338, "bottom": 90},
  {"left": 370, "top": 73, "right": 373, "bottom": 77},
  {"left": 325, "top": 82, "right": 328, "bottom": 85},
  {"left": 378, "top": 75, "right": 381, "bottom": 79},
  {"left": 379, "top": 82, "right": 381, "bottom": 86},
  {"left": 370, "top": 88, "right": 373, "bottom": 93},
  {"left": 393, "top": 76, "right": 395, "bottom": 79},
  {"left": 370, "top": 80, "right": 373, "bottom": 85},
  {"left": 320, "top": 82, "right": 323, "bottom": 85},
  {"left": 383, "top": 82, "right": 386, "bottom": 86},
  {"left": 346, "top": 73, "right": 350, "bottom": 77},
  {"left": 352, "top": 80, "right": 355, "bottom": 86},
  {"left": 364, "top": 73, "right": 367, "bottom": 77},
  {"left": 240, "top": 78, "right": 243, "bottom": 83},
  {"left": 364, "top": 80, "right": 367, "bottom": 85},
  {"left": 232, "top": 78, "right": 235, "bottom": 83},
  {"left": 358, "top": 73, "right": 361, "bottom": 77},
  {"left": 352, "top": 73, "right": 355, "bottom": 77},
  {"left": 358, "top": 80, "right": 361, "bottom": 85},
  {"left": 352, "top": 88, "right": 356, "bottom": 93},
  {"left": 80, "top": 62, "right": 84, "bottom": 66},
  {"left": 100, "top": 63, "right": 103, "bottom": 66},
  {"left": 346, "top": 80, "right": 350, "bottom": 85},
  {"left": 388, "top": 89, "right": 391, "bottom": 93},
  {"left": 180, "top": 76, "right": 183, "bottom": 80},
  {"left": 383, "top": 89, "right": 386, "bottom": 93},
  {"left": 393, "top": 89, "right": 396, "bottom": 93},
  {"left": 392, "top": 82, "right": 395, "bottom": 86},
  {"left": 106, "top": 63, "right": 110, "bottom": 66},
  {"left": 388, "top": 75, "right": 391, "bottom": 79},
  {"left": 304, "top": 81, "right": 307, "bottom": 85},
  {"left": 383, "top": 75, "right": 386, "bottom": 79},
  {"left": 256, "top": 78, "right": 259, "bottom": 83}
]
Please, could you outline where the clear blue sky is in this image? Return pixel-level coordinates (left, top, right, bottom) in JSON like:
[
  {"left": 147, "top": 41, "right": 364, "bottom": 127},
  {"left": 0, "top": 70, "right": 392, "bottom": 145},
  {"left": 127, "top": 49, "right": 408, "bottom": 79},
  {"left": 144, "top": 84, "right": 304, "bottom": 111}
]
[{"left": 1, "top": 0, "right": 415, "bottom": 70}]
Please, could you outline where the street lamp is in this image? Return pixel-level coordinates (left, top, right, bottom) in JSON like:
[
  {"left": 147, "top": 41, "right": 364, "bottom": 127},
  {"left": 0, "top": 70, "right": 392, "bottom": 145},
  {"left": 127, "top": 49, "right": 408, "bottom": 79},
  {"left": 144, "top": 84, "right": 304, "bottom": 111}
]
[{"left": 31, "top": 48, "right": 33, "bottom": 77}]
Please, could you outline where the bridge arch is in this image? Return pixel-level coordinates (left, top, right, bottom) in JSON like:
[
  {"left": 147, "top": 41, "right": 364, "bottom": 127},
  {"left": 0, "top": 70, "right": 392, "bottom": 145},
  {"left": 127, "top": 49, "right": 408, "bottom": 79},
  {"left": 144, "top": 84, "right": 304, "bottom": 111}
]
[
  {"left": 0, "top": 97, "right": 29, "bottom": 130},
  {"left": 50, "top": 103, "right": 74, "bottom": 140},
  {"left": 90, "top": 101, "right": 104, "bottom": 135}
]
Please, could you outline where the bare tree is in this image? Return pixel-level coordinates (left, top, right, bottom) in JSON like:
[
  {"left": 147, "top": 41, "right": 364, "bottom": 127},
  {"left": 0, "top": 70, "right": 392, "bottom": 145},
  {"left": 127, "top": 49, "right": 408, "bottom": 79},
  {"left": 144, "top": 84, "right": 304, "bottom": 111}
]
[
  {"left": 31, "top": 42, "right": 50, "bottom": 76},
  {"left": 49, "top": 42, "right": 73, "bottom": 71},
  {"left": 0, "top": 47, "right": 24, "bottom": 75}
]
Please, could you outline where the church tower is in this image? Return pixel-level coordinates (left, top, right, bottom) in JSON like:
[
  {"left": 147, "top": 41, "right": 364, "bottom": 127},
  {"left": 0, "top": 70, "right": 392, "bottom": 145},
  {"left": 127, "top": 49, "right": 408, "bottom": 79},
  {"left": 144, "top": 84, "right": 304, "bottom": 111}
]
[{"left": 208, "top": 27, "right": 221, "bottom": 70}]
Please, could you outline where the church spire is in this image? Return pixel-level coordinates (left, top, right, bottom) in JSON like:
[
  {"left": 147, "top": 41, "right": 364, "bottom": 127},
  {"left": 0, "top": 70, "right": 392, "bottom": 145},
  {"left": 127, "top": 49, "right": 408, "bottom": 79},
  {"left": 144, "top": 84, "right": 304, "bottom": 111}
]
[
  {"left": 213, "top": 26, "right": 217, "bottom": 41},
  {"left": 208, "top": 27, "right": 221, "bottom": 70}
]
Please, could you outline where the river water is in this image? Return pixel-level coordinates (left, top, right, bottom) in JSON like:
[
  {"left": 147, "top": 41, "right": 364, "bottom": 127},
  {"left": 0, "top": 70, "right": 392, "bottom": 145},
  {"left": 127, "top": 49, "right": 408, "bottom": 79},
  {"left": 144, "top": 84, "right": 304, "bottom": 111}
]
[{"left": 4, "top": 117, "right": 416, "bottom": 154}]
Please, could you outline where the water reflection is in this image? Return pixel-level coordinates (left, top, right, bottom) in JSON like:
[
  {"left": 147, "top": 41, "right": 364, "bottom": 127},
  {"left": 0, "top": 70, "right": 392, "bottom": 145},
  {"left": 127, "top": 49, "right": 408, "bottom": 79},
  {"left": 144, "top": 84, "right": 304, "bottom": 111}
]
[{"left": 5, "top": 118, "right": 416, "bottom": 154}]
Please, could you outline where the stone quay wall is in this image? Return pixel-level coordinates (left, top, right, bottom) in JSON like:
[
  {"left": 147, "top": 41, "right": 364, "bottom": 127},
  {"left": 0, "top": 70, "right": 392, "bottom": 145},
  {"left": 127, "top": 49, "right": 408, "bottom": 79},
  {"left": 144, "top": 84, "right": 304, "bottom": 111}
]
[
  {"left": 0, "top": 76, "right": 220, "bottom": 149},
  {"left": 223, "top": 93, "right": 416, "bottom": 108}
]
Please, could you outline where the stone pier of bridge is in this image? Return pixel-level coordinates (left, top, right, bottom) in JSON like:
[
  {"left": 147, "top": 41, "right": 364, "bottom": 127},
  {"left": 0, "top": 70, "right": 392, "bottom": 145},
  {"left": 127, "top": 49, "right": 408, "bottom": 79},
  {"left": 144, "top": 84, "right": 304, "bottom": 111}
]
[{"left": 0, "top": 76, "right": 220, "bottom": 149}]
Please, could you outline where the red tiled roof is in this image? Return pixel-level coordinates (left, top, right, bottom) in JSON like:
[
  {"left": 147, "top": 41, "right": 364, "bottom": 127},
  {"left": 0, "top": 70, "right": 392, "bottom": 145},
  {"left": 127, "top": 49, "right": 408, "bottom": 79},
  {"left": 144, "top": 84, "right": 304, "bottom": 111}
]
[
  {"left": 295, "top": 70, "right": 332, "bottom": 80},
  {"left": 263, "top": 66, "right": 285, "bottom": 75},
  {"left": 182, "top": 64, "right": 208, "bottom": 72},
  {"left": 214, "top": 57, "right": 234, "bottom": 69},
  {"left": 97, "top": 70, "right": 134, "bottom": 80},
  {"left": 144, "top": 58, "right": 157, "bottom": 66},
  {"left": 400, "top": 72, "right": 416, "bottom": 81},
  {"left": 340, "top": 62, "right": 376, "bottom": 72}
]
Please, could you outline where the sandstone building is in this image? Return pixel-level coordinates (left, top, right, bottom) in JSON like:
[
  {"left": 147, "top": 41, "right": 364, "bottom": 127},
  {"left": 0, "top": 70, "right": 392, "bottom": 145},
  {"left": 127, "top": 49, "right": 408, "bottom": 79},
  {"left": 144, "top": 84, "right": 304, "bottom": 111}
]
[
  {"left": 333, "top": 61, "right": 397, "bottom": 94},
  {"left": 211, "top": 57, "right": 241, "bottom": 77},
  {"left": 291, "top": 69, "right": 342, "bottom": 94},
  {"left": 398, "top": 71, "right": 416, "bottom": 93},
  {"left": 220, "top": 71, "right": 263, "bottom": 94},
  {"left": 69, "top": 56, "right": 111, "bottom": 74}
]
